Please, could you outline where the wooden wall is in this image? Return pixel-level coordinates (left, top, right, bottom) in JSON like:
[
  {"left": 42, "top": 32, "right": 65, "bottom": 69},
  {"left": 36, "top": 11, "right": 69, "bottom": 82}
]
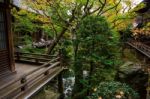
[{"left": 0, "top": 0, "right": 15, "bottom": 77}]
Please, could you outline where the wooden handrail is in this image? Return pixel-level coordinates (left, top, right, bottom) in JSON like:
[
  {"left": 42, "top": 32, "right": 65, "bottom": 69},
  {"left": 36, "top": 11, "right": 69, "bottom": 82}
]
[
  {"left": 127, "top": 41, "right": 150, "bottom": 58},
  {"left": 12, "top": 67, "right": 63, "bottom": 99},
  {"left": 15, "top": 52, "right": 57, "bottom": 57},
  {"left": 0, "top": 57, "right": 59, "bottom": 90},
  {"left": 0, "top": 49, "right": 64, "bottom": 98},
  {"left": 16, "top": 56, "right": 51, "bottom": 61},
  {"left": 1, "top": 62, "right": 60, "bottom": 98},
  {"left": 132, "top": 42, "right": 150, "bottom": 52},
  {"left": 15, "top": 51, "right": 58, "bottom": 64},
  {"left": 21, "top": 58, "right": 60, "bottom": 78}
]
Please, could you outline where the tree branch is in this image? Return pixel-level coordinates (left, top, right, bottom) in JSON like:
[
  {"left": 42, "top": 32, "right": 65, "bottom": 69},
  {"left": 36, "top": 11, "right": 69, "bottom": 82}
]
[
  {"left": 84, "top": 0, "right": 90, "bottom": 13},
  {"left": 97, "top": 0, "right": 107, "bottom": 15},
  {"left": 100, "top": 0, "right": 122, "bottom": 15},
  {"left": 47, "top": 3, "right": 77, "bottom": 54}
]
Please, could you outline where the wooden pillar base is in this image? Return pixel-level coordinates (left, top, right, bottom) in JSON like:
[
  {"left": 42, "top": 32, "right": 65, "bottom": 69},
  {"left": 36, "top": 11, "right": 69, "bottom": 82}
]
[
  {"left": 147, "top": 70, "right": 150, "bottom": 99},
  {"left": 58, "top": 71, "right": 64, "bottom": 99}
]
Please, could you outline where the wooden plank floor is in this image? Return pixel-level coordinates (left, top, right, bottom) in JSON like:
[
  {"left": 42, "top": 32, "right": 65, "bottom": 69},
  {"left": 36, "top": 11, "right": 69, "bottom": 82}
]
[{"left": 0, "top": 63, "right": 40, "bottom": 87}]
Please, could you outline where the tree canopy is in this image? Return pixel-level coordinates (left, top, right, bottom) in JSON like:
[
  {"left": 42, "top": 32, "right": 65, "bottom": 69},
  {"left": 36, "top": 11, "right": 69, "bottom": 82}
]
[{"left": 12, "top": 0, "right": 136, "bottom": 54}]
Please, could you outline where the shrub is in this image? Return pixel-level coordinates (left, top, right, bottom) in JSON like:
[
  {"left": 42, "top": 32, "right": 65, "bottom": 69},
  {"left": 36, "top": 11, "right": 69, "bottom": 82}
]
[{"left": 89, "top": 81, "right": 139, "bottom": 99}]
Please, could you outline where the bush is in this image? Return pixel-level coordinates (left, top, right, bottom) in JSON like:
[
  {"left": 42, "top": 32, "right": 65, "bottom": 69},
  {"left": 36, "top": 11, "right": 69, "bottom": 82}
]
[{"left": 89, "top": 81, "right": 139, "bottom": 99}]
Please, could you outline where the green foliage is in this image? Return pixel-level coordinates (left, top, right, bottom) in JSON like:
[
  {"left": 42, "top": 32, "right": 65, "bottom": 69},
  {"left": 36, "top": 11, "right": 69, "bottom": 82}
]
[
  {"left": 11, "top": 1, "right": 139, "bottom": 98},
  {"left": 20, "top": 45, "right": 46, "bottom": 54},
  {"left": 89, "top": 81, "right": 139, "bottom": 99},
  {"left": 23, "top": 35, "right": 32, "bottom": 45},
  {"left": 77, "top": 15, "right": 121, "bottom": 71},
  {"left": 12, "top": 8, "right": 37, "bottom": 34},
  {"left": 120, "top": 24, "right": 132, "bottom": 42},
  {"left": 132, "top": 2, "right": 146, "bottom": 12},
  {"left": 72, "top": 16, "right": 122, "bottom": 97},
  {"left": 77, "top": 16, "right": 120, "bottom": 64},
  {"left": 91, "top": 68, "right": 117, "bottom": 84}
]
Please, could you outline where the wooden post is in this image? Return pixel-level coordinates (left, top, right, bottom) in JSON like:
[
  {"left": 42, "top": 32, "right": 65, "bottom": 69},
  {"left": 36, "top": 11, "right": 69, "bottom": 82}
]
[
  {"left": 21, "top": 84, "right": 28, "bottom": 91},
  {"left": 21, "top": 77, "right": 27, "bottom": 91},
  {"left": 44, "top": 70, "right": 49, "bottom": 75},
  {"left": 6, "top": 0, "right": 15, "bottom": 72},
  {"left": 16, "top": 52, "right": 20, "bottom": 61},
  {"left": 35, "top": 59, "right": 39, "bottom": 64},
  {"left": 58, "top": 71, "right": 64, "bottom": 99},
  {"left": 143, "top": 57, "right": 146, "bottom": 64},
  {"left": 147, "top": 69, "right": 150, "bottom": 99},
  {"left": 21, "top": 77, "right": 27, "bottom": 83},
  {"left": 58, "top": 49, "right": 64, "bottom": 99},
  {"left": 58, "top": 49, "right": 63, "bottom": 67}
]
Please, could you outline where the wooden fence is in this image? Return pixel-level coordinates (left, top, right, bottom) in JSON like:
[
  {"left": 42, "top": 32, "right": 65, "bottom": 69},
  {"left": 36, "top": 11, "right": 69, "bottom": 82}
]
[
  {"left": 15, "top": 52, "right": 58, "bottom": 64},
  {"left": 0, "top": 52, "right": 63, "bottom": 98}
]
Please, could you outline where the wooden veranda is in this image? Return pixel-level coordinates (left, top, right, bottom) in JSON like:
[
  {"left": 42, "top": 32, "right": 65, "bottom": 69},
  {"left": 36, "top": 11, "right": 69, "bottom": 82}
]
[{"left": 0, "top": 52, "right": 64, "bottom": 99}]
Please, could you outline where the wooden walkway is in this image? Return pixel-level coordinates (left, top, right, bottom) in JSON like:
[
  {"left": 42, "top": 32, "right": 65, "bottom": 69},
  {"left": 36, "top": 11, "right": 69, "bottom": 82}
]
[
  {"left": 0, "top": 63, "right": 40, "bottom": 88},
  {"left": 0, "top": 52, "right": 63, "bottom": 99},
  {"left": 127, "top": 41, "right": 150, "bottom": 58}
]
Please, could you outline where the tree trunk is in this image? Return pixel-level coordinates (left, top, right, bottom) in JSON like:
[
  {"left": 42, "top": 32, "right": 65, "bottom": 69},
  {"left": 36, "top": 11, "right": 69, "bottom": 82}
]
[
  {"left": 89, "top": 61, "right": 94, "bottom": 84},
  {"left": 47, "top": 27, "right": 68, "bottom": 54},
  {"left": 72, "top": 39, "right": 85, "bottom": 99},
  {"left": 72, "top": 59, "right": 84, "bottom": 99},
  {"left": 47, "top": 15, "right": 75, "bottom": 54},
  {"left": 58, "top": 71, "right": 64, "bottom": 99}
]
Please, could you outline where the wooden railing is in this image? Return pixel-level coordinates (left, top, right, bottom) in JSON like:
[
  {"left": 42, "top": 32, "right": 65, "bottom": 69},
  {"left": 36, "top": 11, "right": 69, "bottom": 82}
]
[
  {"left": 15, "top": 52, "right": 57, "bottom": 64},
  {"left": 0, "top": 52, "right": 63, "bottom": 98},
  {"left": 127, "top": 41, "right": 150, "bottom": 58}
]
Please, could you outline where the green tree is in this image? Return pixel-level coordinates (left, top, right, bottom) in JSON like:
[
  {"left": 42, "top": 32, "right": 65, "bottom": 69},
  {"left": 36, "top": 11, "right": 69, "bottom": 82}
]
[
  {"left": 11, "top": 1, "right": 138, "bottom": 98},
  {"left": 14, "top": 0, "right": 124, "bottom": 54},
  {"left": 72, "top": 16, "right": 121, "bottom": 98}
]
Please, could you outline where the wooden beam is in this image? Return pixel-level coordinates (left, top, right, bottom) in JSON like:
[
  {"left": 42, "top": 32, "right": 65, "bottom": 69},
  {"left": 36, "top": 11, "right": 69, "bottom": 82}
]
[{"left": 6, "top": 3, "right": 15, "bottom": 72}]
